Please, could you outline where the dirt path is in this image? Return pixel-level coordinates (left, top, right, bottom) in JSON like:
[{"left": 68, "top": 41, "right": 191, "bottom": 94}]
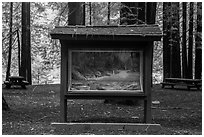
[
  {"left": 88, "top": 70, "right": 140, "bottom": 82},
  {"left": 71, "top": 70, "right": 141, "bottom": 90}
]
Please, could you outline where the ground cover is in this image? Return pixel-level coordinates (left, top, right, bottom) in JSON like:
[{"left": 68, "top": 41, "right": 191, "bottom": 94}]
[{"left": 2, "top": 84, "right": 202, "bottom": 135}]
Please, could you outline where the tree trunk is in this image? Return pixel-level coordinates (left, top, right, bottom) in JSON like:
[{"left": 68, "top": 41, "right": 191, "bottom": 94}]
[
  {"left": 89, "top": 2, "right": 92, "bottom": 25},
  {"left": 68, "top": 2, "right": 85, "bottom": 25},
  {"left": 21, "top": 2, "right": 31, "bottom": 84},
  {"left": 182, "top": 2, "right": 188, "bottom": 78},
  {"left": 195, "top": 2, "right": 202, "bottom": 79},
  {"left": 107, "top": 2, "right": 110, "bottom": 25},
  {"left": 6, "top": 2, "right": 13, "bottom": 81},
  {"left": 163, "top": 2, "right": 171, "bottom": 79},
  {"left": 146, "top": 2, "right": 157, "bottom": 24},
  {"left": 171, "top": 2, "right": 181, "bottom": 78},
  {"left": 187, "top": 2, "right": 194, "bottom": 79},
  {"left": 17, "top": 29, "right": 21, "bottom": 76}
]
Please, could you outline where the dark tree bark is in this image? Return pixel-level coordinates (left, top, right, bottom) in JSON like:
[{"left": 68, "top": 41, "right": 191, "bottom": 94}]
[
  {"left": 171, "top": 2, "right": 181, "bottom": 78},
  {"left": 21, "top": 2, "right": 31, "bottom": 84},
  {"left": 89, "top": 2, "right": 92, "bottom": 25},
  {"left": 195, "top": 2, "right": 202, "bottom": 79},
  {"left": 146, "top": 2, "right": 157, "bottom": 24},
  {"left": 187, "top": 2, "right": 194, "bottom": 79},
  {"left": 182, "top": 2, "right": 188, "bottom": 78},
  {"left": 68, "top": 2, "right": 85, "bottom": 25},
  {"left": 6, "top": 2, "right": 13, "bottom": 81},
  {"left": 163, "top": 2, "right": 171, "bottom": 79},
  {"left": 107, "top": 2, "right": 110, "bottom": 25}
]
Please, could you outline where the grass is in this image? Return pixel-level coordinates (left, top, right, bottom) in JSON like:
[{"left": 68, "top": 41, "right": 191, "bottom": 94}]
[{"left": 2, "top": 84, "right": 202, "bottom": 135}]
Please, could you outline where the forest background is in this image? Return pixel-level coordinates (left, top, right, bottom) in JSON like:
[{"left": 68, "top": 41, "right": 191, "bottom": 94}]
[{"left": 1, "top": 2, "right": 200, "bottom": 85}]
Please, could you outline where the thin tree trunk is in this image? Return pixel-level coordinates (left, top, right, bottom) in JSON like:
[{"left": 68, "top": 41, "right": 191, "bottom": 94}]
[
  {"left": 163, "top": 2, "right": 171, "bottom": 79},
  {"left": 89, "top": 2, "right": 92, "bottom": 25},
  {"left": 187, "top": 2, "right": 194, "bottom": 79},
  {"left": 107, "top": 2, "right": 110, "bottom": 25},
  {"left": 17, "top": 29, "right": 21, "bottom": 76},
  {"left": 182, "top": 2, "right": 188, "bottom": 78},
  {"left": 26, "top": 3, "right": 31, "bottom": 84},
  {"left": 6, "top": 2, "right": 13, "bottom": 81}
]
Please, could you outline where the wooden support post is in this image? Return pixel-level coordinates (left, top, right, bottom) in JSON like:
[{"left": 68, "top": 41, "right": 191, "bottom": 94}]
[
  {"left": 68, "top": 49, "right": 72, "bottom": 91},
  {"left": 143, "top": 42, "right": 153, "bottom": 123},
  {"left": 60, "top": 43, "right": 68, "bottom": 122}
]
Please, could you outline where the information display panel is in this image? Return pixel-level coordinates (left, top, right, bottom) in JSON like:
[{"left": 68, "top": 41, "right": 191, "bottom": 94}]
[{"left": 69, "top": 50, "right": 143, "bottom": 93}]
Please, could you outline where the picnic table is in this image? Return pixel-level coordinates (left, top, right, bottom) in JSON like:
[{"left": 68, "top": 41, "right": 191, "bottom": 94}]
[
  {"left": 161, "top": 78, "right": 202, "bottom": 90},
  {"left": 4, "top": 76, "right": 29, "bottom": 89}
]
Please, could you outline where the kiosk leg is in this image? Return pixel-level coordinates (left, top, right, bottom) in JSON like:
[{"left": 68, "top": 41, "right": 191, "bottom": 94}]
[
  {"left": 144, "top": 98, "right": 152, "bottom": 123},
  {"left": 60, "top": 97, "right": 67, "bottom": 122},
  {"left": 60, "top": 44, "right": 68, "bottom": 122}
]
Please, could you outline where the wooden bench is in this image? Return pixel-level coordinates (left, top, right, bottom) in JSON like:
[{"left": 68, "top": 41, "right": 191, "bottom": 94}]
[
  {"left": 161, "top": 78, "right": 202, "bottom": 90},
  {"left": 4, "top": 76, "right": 29, "bottom": 89}
]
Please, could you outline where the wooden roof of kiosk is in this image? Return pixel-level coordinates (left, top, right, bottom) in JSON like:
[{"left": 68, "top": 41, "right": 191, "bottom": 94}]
[{"left": 50, "top": 25, "right": 162, "bottom": 41}]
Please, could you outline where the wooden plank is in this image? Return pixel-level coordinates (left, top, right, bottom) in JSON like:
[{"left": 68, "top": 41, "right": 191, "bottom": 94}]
[
  {"left": 65, "top": 94, "right": 146, "bottom": 100},
  {"left": 60, "top": 43, "right": 68, "bottom": 122},
  {"left": 50, "top": 25, "right": 163, "bottom": 36},
  {"left": 68, "top": 49, "right": 72, "bottom": 91},
  {"left": 165, "top": 78, "right": 201, "bottom": 82},
  {"left": 143, "top": 42, "right": 153, "bottom": 123},
  {"left": 161, "top": 82, "right": 175, "bottom": 88},
  {"left": 52, "top": 122, "right": 161, "bottom": 133},
  {"left": 67, "top": 90, "right": 144, "bottom": 95},
  {"left": 161, "top": 81, "right": 201, "bottom": 90}
]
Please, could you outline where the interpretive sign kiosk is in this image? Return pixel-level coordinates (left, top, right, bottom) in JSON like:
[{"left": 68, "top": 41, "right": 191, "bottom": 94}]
[{"left": 50, "top": 25, "right": 162, "bottom": 124}]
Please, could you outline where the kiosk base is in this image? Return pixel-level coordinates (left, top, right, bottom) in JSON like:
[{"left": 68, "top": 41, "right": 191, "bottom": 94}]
[{"left": 52, "top": 122, "right": 161, "bottom": 133}]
